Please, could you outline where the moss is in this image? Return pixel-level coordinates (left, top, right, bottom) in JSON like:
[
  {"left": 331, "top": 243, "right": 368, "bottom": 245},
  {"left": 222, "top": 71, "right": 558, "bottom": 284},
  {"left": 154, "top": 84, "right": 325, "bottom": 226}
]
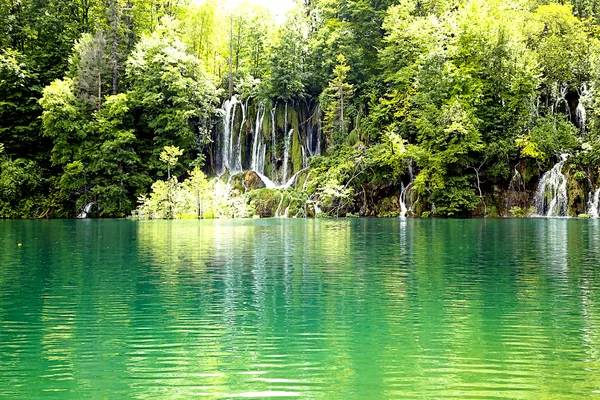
[
  {"left": 229, "top": 173, "right": 245, "bottom": 195},
  {"left": 579, "top": 213, "right": 591, "bottom": 218},
  {"left": 374, "top": 195, "right": 399, "bottom": 217},
  {"left": 295, "top": 169, "right": 310, "bottom": 192},
  {"left": 567, "top": 172, "right": 586, "bottom": 216},
  {"left": 291, "top": 127, "right": 303, "bottom": 176},
  {"left": 248, "top": 188, "right": 279, "bottom": 217}
]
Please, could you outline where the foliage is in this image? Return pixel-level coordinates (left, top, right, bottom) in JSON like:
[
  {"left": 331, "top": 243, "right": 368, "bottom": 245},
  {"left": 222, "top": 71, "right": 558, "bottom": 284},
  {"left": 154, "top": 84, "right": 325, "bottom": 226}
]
[{"left": 5, "top": 0, "right": 600, "bottom": 218}]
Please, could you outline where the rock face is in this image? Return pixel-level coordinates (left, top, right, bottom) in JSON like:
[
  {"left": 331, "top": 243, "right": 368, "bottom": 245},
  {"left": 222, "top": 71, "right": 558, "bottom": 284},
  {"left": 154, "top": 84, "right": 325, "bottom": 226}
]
[{"left": 243, "top": 171, "right": 267, "bottom": 191}]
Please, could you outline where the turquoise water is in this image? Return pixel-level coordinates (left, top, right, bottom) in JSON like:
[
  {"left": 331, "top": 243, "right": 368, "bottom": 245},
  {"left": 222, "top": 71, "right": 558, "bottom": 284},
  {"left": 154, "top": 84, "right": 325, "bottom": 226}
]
[{"left": 0, "top": 219, "right": 599, "bottom": 398}]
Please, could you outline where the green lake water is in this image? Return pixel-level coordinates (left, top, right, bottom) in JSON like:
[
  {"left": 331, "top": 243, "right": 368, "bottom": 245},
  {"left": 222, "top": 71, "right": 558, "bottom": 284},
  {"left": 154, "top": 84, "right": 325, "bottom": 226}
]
[{"left": 1, "top": 219, "right": 599, "bottom": 399}]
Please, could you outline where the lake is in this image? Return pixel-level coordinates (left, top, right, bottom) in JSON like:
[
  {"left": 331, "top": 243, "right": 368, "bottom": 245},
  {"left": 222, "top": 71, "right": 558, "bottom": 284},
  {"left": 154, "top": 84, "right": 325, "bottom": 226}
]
[{"left": 0, "top": 219, "right": 599, "bottom": 398}]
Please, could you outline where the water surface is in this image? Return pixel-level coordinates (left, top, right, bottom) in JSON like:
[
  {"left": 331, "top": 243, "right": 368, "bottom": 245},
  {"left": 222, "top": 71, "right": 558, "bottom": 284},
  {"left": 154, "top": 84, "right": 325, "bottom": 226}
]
[{"left": 1, "top": 219, "right": 599, "bottom": 398}]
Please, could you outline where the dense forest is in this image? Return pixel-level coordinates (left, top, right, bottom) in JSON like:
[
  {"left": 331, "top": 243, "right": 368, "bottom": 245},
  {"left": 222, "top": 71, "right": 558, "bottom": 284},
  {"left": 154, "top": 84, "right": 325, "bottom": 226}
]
[{"left": 2, "top": 0, "right": 600, "bottom": 218}]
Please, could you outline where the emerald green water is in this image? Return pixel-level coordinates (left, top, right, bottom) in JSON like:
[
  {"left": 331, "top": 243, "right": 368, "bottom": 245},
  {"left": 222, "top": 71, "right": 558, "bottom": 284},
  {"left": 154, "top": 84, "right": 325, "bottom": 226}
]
[{"left": 1, "top": 219, "right": 599, "bottom": 398}]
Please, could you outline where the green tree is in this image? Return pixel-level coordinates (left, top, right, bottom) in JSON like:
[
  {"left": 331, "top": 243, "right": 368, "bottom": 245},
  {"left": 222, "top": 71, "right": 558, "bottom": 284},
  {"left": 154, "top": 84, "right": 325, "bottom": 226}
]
[
  {"left": 126, "top": 23, "right": 218, "bottom": 178},
  {"left": 320, "top": 54, "right": 355, "bottom": 148},
  {"left": 160, "top": 145, "right": 184, "bottom": 180}
]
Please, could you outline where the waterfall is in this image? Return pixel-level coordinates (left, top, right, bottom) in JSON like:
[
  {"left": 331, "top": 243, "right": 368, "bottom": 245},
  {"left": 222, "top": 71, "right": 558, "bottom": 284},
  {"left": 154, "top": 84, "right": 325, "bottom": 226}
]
[
  {"left": 533, "top": 154, "right": 569, "bottom": 217},
  {"left": 270, "top": 105, "right": 277, "bottom": 179},
  {"left": 233, "top": 98, "right": 248, "bottom": 173},
  {"left": 399, "top": 159, "right": 415, "bottom": 218},
  {"left": 282, "top": 129, "right": 293, "bottom": 183},
  {"left": 306, "top": 104, "right": 322, "bottom": 157},
  {"left": 251, "top": 103, "right": 266, "bottom": 174},
  {"left": 575, "top": 103, "right": 586, "bottom": 133},
  {"left": 588, "top": 188, "right": 600, "bottom": 218},
  {"left": 220, "top": 96, "right": 239, "bottom": 174},
  {"left": 77, "top": 202, "right": 94, "bottom": 218},
  {"left": 301, "top": 145, "right": 308, "bottom": 169},
  {"left": 280, "top": 102, "right": 290, "bottom": 184}
]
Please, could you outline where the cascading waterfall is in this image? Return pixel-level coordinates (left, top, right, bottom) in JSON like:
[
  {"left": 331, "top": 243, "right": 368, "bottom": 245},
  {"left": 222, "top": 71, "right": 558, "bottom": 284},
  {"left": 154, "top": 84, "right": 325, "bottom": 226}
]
[
  {"left": 575, "top": 84, "right": 591, "bottom": 133},
  {"left": 399, "top": 159, "right": 415, "bottom": 218},
  {"left": 282, "top": 129, "right": 293, "bottom": 183},
  {"left": 251, "top": 103, "right": 266, "bottom": 174},
  {"left": 77, "top": 202, "right": 94, "bottom": 218},
  {"left": 270, "top": 105, "right": 277, "bottom": 179},
  {"left": 533, "top": 154, "right": 569, "bottom": 217},
  {"left": 280, "top": 102, "right": 294, "bottom": 184},
  {"left": 306, "top": 104, "right": 322, "bottom": 157},
  {"left": 587, "top": 188, "right": 600, "bottom": 218},
  {"left": 220, "top": 96, "right": 239, "bottom": 174},
  {"left": 575, "top": 103, "right": 586, "bottom": 132},
  {"left": 233, "top": 98, "right": 248, "bottom": 173}
]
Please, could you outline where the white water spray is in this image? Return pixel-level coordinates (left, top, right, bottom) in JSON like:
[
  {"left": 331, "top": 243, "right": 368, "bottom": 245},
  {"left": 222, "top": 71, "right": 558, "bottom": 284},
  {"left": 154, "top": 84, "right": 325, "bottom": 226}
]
[
  {"left": 77, "top": 202, "right": 94, "bottom": 219},
  {"left": 251, "top": 103, "right": 266, "bottom": 174},
  {"left": 220, "top": 96, "right": 239, "bottom": 174},
  {"left": 399, "top": 160, "right": 415, "bottom": 218},
  {"left": 587, "top": 188, "right": 600, "bottom": 218},
  {"left": 533, "top": 154, "right": 569, "bottom": 217}
]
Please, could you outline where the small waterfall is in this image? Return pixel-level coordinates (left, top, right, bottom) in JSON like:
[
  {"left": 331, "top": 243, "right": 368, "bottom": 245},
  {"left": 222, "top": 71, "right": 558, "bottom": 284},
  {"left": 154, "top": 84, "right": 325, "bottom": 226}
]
[
  {"left": 301, "top": 145, "right": 308, "bottom": 169},
  {"left": 282, "top": 129, "right": 293, "bottom": 184},
  {"left": 399, "top": 159, "right": 415, "bottom": 218},
  {"left": 77, "top": 202, "right": 94, "bottom": 218},
  {"left": 575, "top": 103, "right": 586, "bottom": 133},
  {"left": 220, "top": 96, "right": 239, "bottom": 174},
  {"left": 575, "top": 83, "right": 592, "bottom": 133},
  {"left": 555, "top": 83, "right": 571, "bottom": 120},
  {"left": 233, "top": 98, "right": 248, "bottom": 173},
  {"left": 281, "top": 103, "right": 291, "bottom": 184},
  {"left": 587, "top": 188, "right": 600, "bottom": 218},
  {"left": 270, "top": 105, "right": 277, "bottom": 179},
  {"left": 306, "top": 104, "right": 322, "bottom": 157},
  {"left": 251, "top": 103, "right": 266, "bottom": 174},
  {"left": 533, "top": 154, "right": 569, "bottom": 217}
]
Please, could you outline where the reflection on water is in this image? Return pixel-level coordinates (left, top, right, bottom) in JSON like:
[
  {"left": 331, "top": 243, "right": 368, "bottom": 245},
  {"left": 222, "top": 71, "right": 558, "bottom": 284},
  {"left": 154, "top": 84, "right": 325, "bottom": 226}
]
[{"left": 0, "top": 219, "right": 600, "bottom": 398}]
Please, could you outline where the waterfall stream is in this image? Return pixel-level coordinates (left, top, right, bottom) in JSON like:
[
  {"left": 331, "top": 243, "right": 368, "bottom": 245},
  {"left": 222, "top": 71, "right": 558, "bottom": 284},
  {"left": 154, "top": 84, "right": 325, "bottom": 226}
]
[
  {"left": 251, "top": 103, "right": 266, "bottom": 174},
  {"left": 220, "top": 96, "right": 238, "bottom": 174},
  {"left": 588, "top": 188, "right": 600, "bottom": 218},
  {"left": 399, "top": 159, "right": 415, "bottom": 218},
  {"left": 533, "top": 154, "right": 569, "bottom": 217},
  {"left": 77, "top": 202, "right": 94, "bottom": 219}
]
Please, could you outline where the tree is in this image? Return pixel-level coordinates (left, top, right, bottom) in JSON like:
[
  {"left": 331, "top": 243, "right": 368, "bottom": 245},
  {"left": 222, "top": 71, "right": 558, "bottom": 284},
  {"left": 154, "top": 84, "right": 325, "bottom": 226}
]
[
  {"left": 264, "top": 13, "right": 307, "bottom": 100},
  {"left": 320, "top": 54, "right": 355, "bottom": 147},
  {"left": 160, "top": 145, "right": 184, "bottom": 180},
  {"left": 126, "top": 22, "right": 218, "bottom": 178},
  {"left": 70, "top": 31, "right": 111, "bottom": 111}
]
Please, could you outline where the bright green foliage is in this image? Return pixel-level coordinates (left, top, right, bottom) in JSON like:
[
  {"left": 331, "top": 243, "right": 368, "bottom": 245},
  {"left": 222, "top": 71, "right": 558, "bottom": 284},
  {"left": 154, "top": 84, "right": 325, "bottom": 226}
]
[
  {"left": 160, "top": 145, "right": 184, "bottom": 180},
  {"left": 263, "top": 14, "right": 307, "bottom": 100},
  {"left": 135, "top": 168, "right": 254, "bottom": 219},
  {"left": 126, "top": 25, "right": 218, "bottom": 176},
  {"left": 5, "top": 0, "right": 600, "bottom": 218},
  {"left": 39, "top": 78, "right": 89, "bottom": 166},
  {"left": 320, "top": 54, "right": 355, "bottom": 148}
]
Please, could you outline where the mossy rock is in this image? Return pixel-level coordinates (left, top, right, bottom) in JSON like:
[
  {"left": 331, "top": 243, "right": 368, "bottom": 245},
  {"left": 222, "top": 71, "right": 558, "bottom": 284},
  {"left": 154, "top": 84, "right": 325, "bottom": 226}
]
[
  {"left": 229, "top": 173, "right": 245, "bottom": 196},
  {"left": 243, "top": 171, "right": 267, "bottom": 191},
  {"left": 374, "top": 196, "right": 400, "bottom": 217},
  {"left": 567, "top": 173, "right": 586, "bottom": 216},
  {"left": 248, "top": 188, "right": 279, "bottom": 217}
]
